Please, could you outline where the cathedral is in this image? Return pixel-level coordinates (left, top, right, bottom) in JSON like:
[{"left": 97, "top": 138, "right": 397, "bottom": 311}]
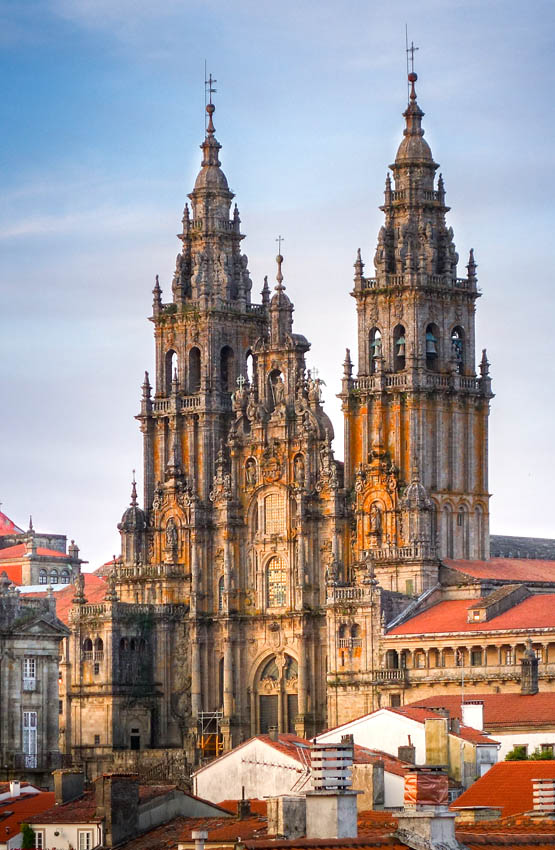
[{"left": 64, "top": 72, "right": 555, "bottom": 779}]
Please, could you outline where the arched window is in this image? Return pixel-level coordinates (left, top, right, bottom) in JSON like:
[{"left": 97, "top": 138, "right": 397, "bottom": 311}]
[
  {"left": 264, "top": 493, "right": 285, "bottom": 535},
  {"left": 284, "top": 655, "right": 298, "bottom": 681},
  {"left": 218, "top": 575, "right": 225, "bottom": 611},
  {"left": 425, "top": 323, "right": 439, "bottom": 371},
  {"left": 82, "top": 638, "right": 93, "bottom": 661},
  {"left": 49, "top": 569, "right": 58, "bottom": 584},
  {"left": 338, "top": 623, "right": 348, "bottom": 646},
  {"left": 130, "top": 638, "right": 136, "bottom": 652},
  {"left": 220, "top": 345, "right": 234, "bottom": 392},
  {"left": 94, "top": 638, "right": 104, "bottom": 661},
  {"left": 393, "top": 325, "right": 406, "bottom": 372},
  {"left": 60, "top": 569, "right": 70, "bottom": 584},
  {"left": 369, "top": 328, "right": 382, "bottom": 373},
  {"left": 119, "top": 637, "right": 128, "bottom": 651},
  {"left": 475, "top": 506, "right": 484, "bottom": 559},
  {"left": 260, "top": 656, "right": 279, "bottom": 681},
  {"left": 39, "top": 569, "right": 47, "bottom": 585},
  {"left": 188, "top": 347, "right": 201, "bottom": 393},
  {"left": 443, "top": 504, "right": 454, "bottom": 558},
  {"left": 458, "top": 506, "right": 469, "bottom": 558},
  {"left": 451, "top": 327, "right": 464, "bottom": 374},
  {"left": 165, "top": 349, "right": 177, "bottom": 395},
  {"left": 385, "top": 649, "right": 399, "bottom": 670},
  {"left": 351, "top": 623, "right": 361, "bottom": 643},
  {"left": 267, "top": 555, "right": 287, "bottom": 607}
]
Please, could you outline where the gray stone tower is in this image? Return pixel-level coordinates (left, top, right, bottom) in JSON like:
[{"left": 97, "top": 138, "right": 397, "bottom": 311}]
[{"left": 340, "top": 71, "right": 493, "bottom": 596}]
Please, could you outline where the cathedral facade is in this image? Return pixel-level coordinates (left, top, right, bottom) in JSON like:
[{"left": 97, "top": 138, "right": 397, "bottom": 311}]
[{"left": 66, "top": 72, "right": 540, "bottom": 778}]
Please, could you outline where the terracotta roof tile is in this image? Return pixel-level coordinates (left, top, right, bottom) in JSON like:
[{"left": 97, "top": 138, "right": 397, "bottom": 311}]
[
  {"left": 0, "top": 511, "right": 23, "bottom": 536},
  {"left": 0, "top": 543, "right": 69, "bottom": 560},
  {"left": 27, "top": 791, "right": 100, "bottom": 824},
  {"left": 217, "top": 801, "right": 268, "bottom": 816},
  {"left": 0, "top": 791, "right": 55, "bottom": 839},
  {"left": 409, "top": 692, "right": 555, "bottom": 730},
  {"left": 387, "top": 595, "right": 555, "bottom": 636},
  {"left": 0, "top": 564, "right": 22, "bottom": 583},
  {"left": 23, "top": 573, "right": 107, "bottom": 625},
  {"left": 450, "top": 760, "right": 555, "bottom": 817},
  {"left": 445, "top": 559, "right": 555, "bottom": 583}
]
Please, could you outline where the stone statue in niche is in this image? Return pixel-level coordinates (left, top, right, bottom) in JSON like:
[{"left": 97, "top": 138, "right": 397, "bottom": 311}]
[
  {"left": 166, "top": 518, "right": 178, "bottom": 548},
  {"left": 272, "top": 373, "right": 285, "bottom": 405},
  {"left": 294, "top": 455, "right": 305, "bottom": 487},
  {"left": 370, "top": 503, "right": 382, "bottom": 535},
  {"left": 246, "top": 458, "right": 257, "bottom": 487}
]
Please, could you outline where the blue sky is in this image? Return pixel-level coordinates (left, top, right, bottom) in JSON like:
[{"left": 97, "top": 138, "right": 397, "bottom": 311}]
[{"left": 1, "top": 0, "right": 554, "bottom": 568}]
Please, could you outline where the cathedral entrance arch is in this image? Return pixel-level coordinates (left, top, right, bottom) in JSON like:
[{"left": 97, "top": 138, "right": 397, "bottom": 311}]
[{"left": 253, "top": 653, "right": 298, "bottom": 734}]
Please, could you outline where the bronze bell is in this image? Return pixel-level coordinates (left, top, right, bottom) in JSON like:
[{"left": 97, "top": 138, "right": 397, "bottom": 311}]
[{"left": 396, "top": 335, "right": 406, "bottom": 357}]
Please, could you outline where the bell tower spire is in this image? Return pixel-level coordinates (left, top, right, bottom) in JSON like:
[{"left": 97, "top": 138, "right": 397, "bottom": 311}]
[{"left": 342, "top": 70, "right": 493, "bottom": 595}]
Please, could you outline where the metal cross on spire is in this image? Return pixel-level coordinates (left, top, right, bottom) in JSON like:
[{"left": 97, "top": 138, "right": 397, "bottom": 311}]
[
  {"left": 276, "top": 235, "right": 284, "bottom": 255},
  {"left": 404, "top": 26, "right": 419, "bottom": 101},
  {"left": 206, "top": 72, "right": 217, "bottom": 106}
]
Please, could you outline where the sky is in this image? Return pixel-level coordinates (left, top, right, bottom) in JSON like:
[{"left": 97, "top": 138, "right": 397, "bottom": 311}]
[{"left": 1, "top": 0, "right": 554, "bottom": 569}]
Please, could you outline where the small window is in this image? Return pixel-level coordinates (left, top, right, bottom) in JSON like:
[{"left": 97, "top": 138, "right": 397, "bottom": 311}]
[
  {"left": 94, "top": 663, "right": 100, "bottom": 675},
  {"left": 94, "top": 735, "right": 100, "bottom": 746},
  {"left": 405, "top": 579, "right": 414, "bottom": 596},
  {"left": 390, "top": 693, "right": 401, "bottom": 707},
  {"left": 504, "top": 649, "right": 513, "bottom": 665},
  {"left": 472, "top": 610, "right": 480, "bottom": 621},
  {"left": 78, "top": 831, "right": 93, "bottom": 850},
  {"left": 82, "top": 638, "right": 93, "bottom": 661},
  {"left": 470, "top": 649, "right": 482, "bottom": 667},
  {"left": 59, "top": 700, "right": 63, "bottom": 715},
  {"left": 39, "top": 570, "right": 47, "bottom": 585},
  {"left": 34, "top": 831, "right": 44, "bottom": 849},
  {"left": 24, "top": 657, "right": 36, "bottom": 679},
  {"left": 49, "top": 569, "right": 59, "bottom": 584},
  {"left": 541, "top": 743, "right": 554, "bottom": 756},
  {"left": 60, "top": 569, "right": 70, "bottom": 584}
]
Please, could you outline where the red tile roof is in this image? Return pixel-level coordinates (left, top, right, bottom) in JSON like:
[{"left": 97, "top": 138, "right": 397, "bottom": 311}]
[
  {"left": 218, "top": 801, "right": 268, "bottom": 816},
  {"left": 409, "top": 693, "right": 555, "bottom": 730},
  {"left": 27, "top": 791, "right": 100, "bottom": 824},
  {"left": 0, "top": 564, "right": 22, "bottom": 583},
  {"left": 23, "top": 573, "right": 107, "bottom": 625},
  {"left": 0, "top": 511, "right": 23, "bottom": 536},
  {"left": 0, "top": 543, "right": 68, "bottom": 561},
  {"left": 445, "top": 559, "right": 555, "bottom": 583},
  {"left": 387, "top": 594, "right": 555, "bottom": 636},
  {"left": 0, "top": 790, "right": 56, "bottom": 838},
  {"left": 451, "top": 760, "right": 555, "bottom": 817}
]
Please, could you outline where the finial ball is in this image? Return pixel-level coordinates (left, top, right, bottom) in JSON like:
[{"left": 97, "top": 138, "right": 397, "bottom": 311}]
[
  {"left": 408, "top": 72, "right": 417, "bottom": 83},
  {"left": 206, "top": 103, "right": 215, "bottom": 115},
  {"left": 276, "top": 254, "right": 283, "bottom": 263}
]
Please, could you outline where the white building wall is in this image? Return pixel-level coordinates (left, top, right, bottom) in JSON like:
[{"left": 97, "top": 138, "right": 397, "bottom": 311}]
[
  {"left": 383, "top": 772, "right": 405, "bottom": 809},
  {"left": 193, "top": 740, "right": 310, "bottom": 803},
  {"left": 30, "top": 823, "right": 103, "bottom": 850},
  {"left": 494, "top": 729, "right": 555, "bottom": 760},
  {"left": 316, "top": 710, "right": 426, "bottom": 763}
]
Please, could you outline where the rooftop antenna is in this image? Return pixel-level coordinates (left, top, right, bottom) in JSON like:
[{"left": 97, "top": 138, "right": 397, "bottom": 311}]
[
  {"left": 405, "top": 26, "right": 419, "bottom": 103},
  {"left": 204, "top": 62, "right": 217, "bottom": 130}
]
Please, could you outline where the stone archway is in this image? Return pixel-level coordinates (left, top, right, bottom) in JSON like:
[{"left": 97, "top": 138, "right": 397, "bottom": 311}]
[{"left": 254, "top": 653, "right": 298, "bottom": 734}]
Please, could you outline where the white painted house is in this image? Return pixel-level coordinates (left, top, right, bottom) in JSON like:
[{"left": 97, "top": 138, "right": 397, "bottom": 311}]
[
  {"left": 192, "top": 732, "right": 410, "bottom": 809},
  {"left": 315, "top": 705, "right": 499, "bottom": 790}
]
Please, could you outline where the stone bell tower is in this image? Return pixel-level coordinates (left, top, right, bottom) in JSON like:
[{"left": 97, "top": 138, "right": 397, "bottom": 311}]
[{"left": 341, "top": 71, "right": 493, "bottom": 595}]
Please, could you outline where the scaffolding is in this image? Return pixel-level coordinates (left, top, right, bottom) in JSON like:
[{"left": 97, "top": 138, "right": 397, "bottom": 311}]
[{"left": 198, "top": 711, "right": 223, "bottom": 759}]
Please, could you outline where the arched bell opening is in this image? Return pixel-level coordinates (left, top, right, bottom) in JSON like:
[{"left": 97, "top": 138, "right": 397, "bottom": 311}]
[
  {"left": 393, "top": 324, "right": 406, "bottom": 372},
  {"left": 188, "top": 347, "right": 201, "bottom": 393},
  {"left": 369, "top": 327, "right": 382, "bottom": 374},
  {"left": 451, "top": 326, "right": 465, "bottom": 374},
  {"left": 220, "top": 345, "right": 234, "bottom": 392},
  {"left": 165, "top": 349, "right": 178, "bottom": 395},
  {"left": 425, "top": 323, "right": 439, "bottom": 371}
]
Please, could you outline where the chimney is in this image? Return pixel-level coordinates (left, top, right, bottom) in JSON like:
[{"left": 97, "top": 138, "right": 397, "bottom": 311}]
[
  {"left": 267, "top": 797, "right": 306, "bottom": 839},
  {"left": 398, "top": 744, "right": 416, "bottom": 764},
  {"left": 94, "top": 773, "right": 139, "bottom": 847},
  {"left": 192, "top": 830, "right": 208, "bottom": 850},
  {"left": 305, "top": 740, "right": 360, "bottom": 839},
  {"left": 268, "top": 726, "right": 278, "bottom": 742},
  {"left": 461, "top": 701, "right": 484, "bottom": 732},
  {"left": 425, "top": 716, "right": 449, "bottom": 768},
  {"left": 396, "top": 767, "right": 460, "bottom": 850},
  {"left": 9, "top": 781, "right": 20, "bottom": 798},
  {"left": 532, "top": 778, "right": 555, "bottom": 816},
  {"left": 237, "top": 787, "right": 251, "bottom": 819},
  {"left": 53, "top": 769, "right": 85, "bottom": 804}
]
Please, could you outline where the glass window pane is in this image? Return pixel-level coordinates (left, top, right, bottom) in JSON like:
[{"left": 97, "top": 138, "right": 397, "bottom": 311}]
[{"left": 267, "top": 555, "right": 287, "bottom": 607}]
